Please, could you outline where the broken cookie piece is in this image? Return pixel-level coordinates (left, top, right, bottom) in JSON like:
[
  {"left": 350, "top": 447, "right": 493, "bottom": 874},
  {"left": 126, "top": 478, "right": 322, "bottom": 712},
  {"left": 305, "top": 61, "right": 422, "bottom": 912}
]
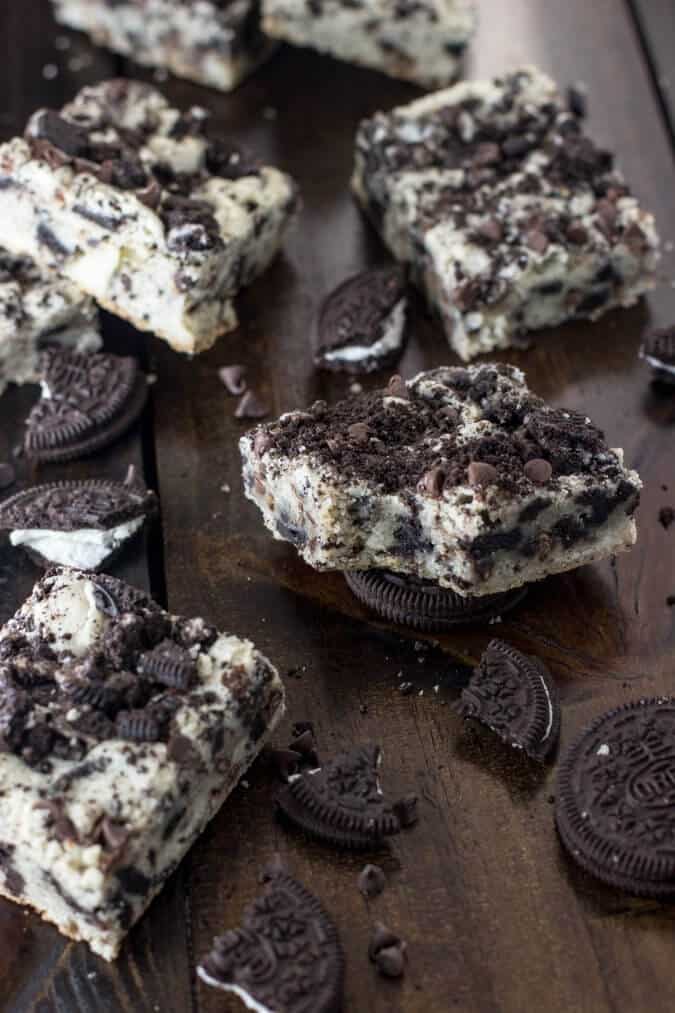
[
  {"left": 0, "top": 568, "right": 284, "bottom": 959},
  {"left": 0, "top": 79, "right": 297, "bottom": 354},
  {"left": 241, "top": 364, "right": 641, "bottom": 597}
]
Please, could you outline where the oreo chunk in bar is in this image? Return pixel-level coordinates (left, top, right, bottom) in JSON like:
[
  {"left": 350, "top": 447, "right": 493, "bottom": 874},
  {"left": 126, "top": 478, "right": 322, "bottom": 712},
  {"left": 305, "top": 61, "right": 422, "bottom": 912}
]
[
  {"left": 556, "top": 698, "right": 675, "bottom": 898},
  {"left": 353, "top": 66, "right": 659, "bottom": 361},
  {"left": 23, "top": 347, "right": 147, "bottom": 463},
  {"left": 198, "top": 862, "right": 344, "bottom": 1013},
  {"left": 51, "top": 0, "right": 276, "bottom": 93},
  {"left": 0, "top": 246, "right": 100, "bottom": 398},
  {"left": 315, "top": 267, "right": 408, "bottom": 375},
  {"left": 458, "top": 639, "right": 560, "bottom": 761},
  {"left": 240, "top": 364, "right": 641, "bottom": 598},
  {"left": 640, "top": 326, "right": 675, "bottom": 384},
  {"left": 0, "top": 568, "right": 284, "bottom": 959},
  {"left": 0, "top": 79, "right": 297, "bottom": 354},
  {"left": 262, "top": 0, "right": 476, "bottom": 88},
  {"left": 0, "top": 468, "right": 157, "bottom": 570}
]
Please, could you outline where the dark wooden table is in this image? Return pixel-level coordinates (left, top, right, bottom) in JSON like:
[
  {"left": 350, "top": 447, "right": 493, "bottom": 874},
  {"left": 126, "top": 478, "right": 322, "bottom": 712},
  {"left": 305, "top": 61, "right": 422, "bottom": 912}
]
[{"left": 1, "top": 1, "right": 675, "bottom": 1010}]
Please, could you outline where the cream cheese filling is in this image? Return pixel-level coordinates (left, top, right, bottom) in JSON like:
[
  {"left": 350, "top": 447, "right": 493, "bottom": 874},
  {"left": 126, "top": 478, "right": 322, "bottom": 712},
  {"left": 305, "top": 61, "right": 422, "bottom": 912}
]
[{"left": 10, "top": 517, "right": 144, "bottom": 570}]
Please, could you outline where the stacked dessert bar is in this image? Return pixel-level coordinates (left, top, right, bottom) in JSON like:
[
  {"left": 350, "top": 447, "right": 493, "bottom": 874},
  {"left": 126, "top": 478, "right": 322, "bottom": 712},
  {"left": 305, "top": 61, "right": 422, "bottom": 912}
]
[{"left": 353, "top": 66, "right": 659, "bottom": 360}]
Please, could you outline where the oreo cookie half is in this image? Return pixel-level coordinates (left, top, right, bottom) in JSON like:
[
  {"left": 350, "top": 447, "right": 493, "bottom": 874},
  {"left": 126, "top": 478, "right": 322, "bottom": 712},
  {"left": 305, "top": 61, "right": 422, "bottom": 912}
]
[
  {"left": 0, "top": 473, "right": 157, "bottom": 570},
  {"left": 344, "top": 570, "right": 527, "bottom": 632},
  {"left": 276, "top": 743, "right": 416, "bottom": 849},
  {"left": 458, "top": 639, "right": 561, "bottom": 761},
  {"left": 198, "top": 863, "right": 344, "bottom": 1013},
  {"left": 640, "top": 327, "right": 675, "bottom": 384},
  {"left": 556, "top": 698, "right": 675, "bottom": 898},
  {"left": 315, "top": 267, "right": 408, "bottom": 375},
  {"left": 24, "top": 348, "right": 147, "bottom": 463}
]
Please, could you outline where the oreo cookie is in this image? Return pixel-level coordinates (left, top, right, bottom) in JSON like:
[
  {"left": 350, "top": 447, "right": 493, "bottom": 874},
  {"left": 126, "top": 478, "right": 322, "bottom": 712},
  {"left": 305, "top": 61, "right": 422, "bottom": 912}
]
[
  {"left": 276, "top": 743, "right": 415, "bottom": 849},
  {"left": 458, "top": 639, "right": 560, "bottom": 761},
  {"left": 315, "top": 267, "right": 408, "bottom": 375},
  {"left": 556, "top": 698, "right": 675, "bottom": 897},
  {"left": 198, "top": 862, "right": 344, "bottom": 1013},
  {"left": 640, "top": 327, "right": 675, "bottom": 384},
  {"left": 137, "top": 640, "right": 196, "bottom": 690},
  {"left": 24, "top": 348, "right": 147, "bottom": 463},
  {"left": 344, "top": 570, "right": 527, "bottom": 632}
]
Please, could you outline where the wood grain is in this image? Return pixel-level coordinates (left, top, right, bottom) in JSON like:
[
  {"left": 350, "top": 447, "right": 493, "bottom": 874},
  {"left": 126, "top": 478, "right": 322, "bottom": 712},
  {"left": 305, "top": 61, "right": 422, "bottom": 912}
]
[{"left": 0, "top": 0, "right": 674, "bottom": 1009}]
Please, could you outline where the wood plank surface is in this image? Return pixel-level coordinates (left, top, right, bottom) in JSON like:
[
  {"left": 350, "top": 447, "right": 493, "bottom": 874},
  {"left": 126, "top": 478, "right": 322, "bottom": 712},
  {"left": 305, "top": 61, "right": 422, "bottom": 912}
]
[
  {"left": 629, "top": 0, "right": 675, "bottom": 140},
  {"left": 0, "top": 0, "right": 674, "bottom": 1010}
]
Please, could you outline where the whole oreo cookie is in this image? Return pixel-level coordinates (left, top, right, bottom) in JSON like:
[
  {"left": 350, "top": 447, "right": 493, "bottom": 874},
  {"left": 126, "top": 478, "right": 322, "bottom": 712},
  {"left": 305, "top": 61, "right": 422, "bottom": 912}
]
[
  {"left": 640, "top": 326, "right": 675, "bottom": 384},
  {"left": 198, "top": 862, "right": 344, "bottom": 1013},
  {"left": 24, "top": 348, "right": 147, "bottom": 463},
  {"left": 556, "top": 698, "right": 675, "bottom": 897},
  {"left": 276, "top": 743, "right": 416, "bottom": 849},
  {"left": 344, "top": 570, "right": 527, "bottom": 632},
  {"left": 315, "top": 267, "right": 408, "bottom": 375},
  {"left": 458, "top": 639, "right": 560, "bottom": 761}
]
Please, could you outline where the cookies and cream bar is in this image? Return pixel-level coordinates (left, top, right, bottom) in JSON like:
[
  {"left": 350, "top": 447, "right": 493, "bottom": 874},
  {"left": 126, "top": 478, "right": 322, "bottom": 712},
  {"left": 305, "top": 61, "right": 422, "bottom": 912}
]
[
  {"left": 352, "top": 66, "right": 659, "bottom": 360},
  {"left": 0, "top": 569, "right": 284, "bottom": 959},
  {"left": 241, "top": 364, "right": 641, "bottom": 596},
  {"left": 0, "top": 248, "right": 99, "bottom": 398},
  {"left": 262, "top": 0, "right": 475, "bottom": 88},
  {"left": 0, "top": 79, "right": 298, "bottom": 354},
  {"left": 51, "top": 0, "right": 275, "bottom": 93}
]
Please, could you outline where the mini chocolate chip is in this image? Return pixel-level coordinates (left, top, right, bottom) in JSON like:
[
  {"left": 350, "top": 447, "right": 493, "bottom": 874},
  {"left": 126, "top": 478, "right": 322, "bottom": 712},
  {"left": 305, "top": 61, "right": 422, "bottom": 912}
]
[
  {"left": 376, "top": 944, "right": 407, "bottom": 979},
  {"left": 347, "top": 422, "right": 370, "bottom": 444},
  {"left": 476, "top": 218, "right": 503, "bottom": 243},
  {"left": 467, "top": 461, "right": 498, "bottom": 487},
  {"left": 235, "top": 391, "right": 269, "bottom": 420},
  {"left": 393, "top": 794, "right": 418, "bottom": 828},
  {"left": 358, "top": 863, "right": 386, "bottom": 898},
  {"left": 253, "top": 431, "right": 273, "bottom": 457},
  {"left": 566, "top": 222, "right": 588, "bottom": 245},
  {"left": 368, "top": 922, "right": 401, "bottom": 960},
  {"left": 473, "top": 142, "right": 501, "bottom": 167},
  {"left": 219, "top": 364, "right": 247, "bottom": 396},
  {"left": 135, "top": 179, "right": 162, "bottom": 210},
  {"left": 526, "top": 230, "right": 550, "bottom": 254},
  {"left": 288, "top": 728, "right": 317, "bottom": 759},
  {"left": 567, "top": 83, "right": 588, "bottom": 118},
  {"left": 658, "top": 506, "right": 674, "bottom": 529},
  {"left": 0, "top": 462, "right": 16, "bottom": 490},
  {"left": 386, "top": 375, "right": 409, "bottom": 400},
  {"left": 595, "top": 198, "right": 618, "bottom": 229},
  {"left": 416, "top": 466, "right": 446, "bottom": 498},
  {"left": 524, "top": 458, "right": 553, "bottom": 484},
  {"left": 502, "top": 135, "right": 534, "bottom": 158}
]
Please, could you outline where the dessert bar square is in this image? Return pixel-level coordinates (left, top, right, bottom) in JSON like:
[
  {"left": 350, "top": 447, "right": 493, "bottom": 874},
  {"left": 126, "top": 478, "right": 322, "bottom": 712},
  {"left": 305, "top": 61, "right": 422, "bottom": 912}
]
[
  {"left": 0, "top": 247, "right": 99, "bottom": 398},
  {"left": 241, "top": 364, "right": 641, "bottom": 596},
  {"left": 262, "top": 0, "right": 476, "bottom": 88},
  {"left": 352, "top": 66, "right": 659, "bottom": 360},
  {"left": 0, "top": 79, "right": 298, "bottom": 354},
  {"left": 51, "top": 0, "right": 276, "bottom": 93},
  {"left": 0, "top": 569, "right": 284, "bottom": 959}
]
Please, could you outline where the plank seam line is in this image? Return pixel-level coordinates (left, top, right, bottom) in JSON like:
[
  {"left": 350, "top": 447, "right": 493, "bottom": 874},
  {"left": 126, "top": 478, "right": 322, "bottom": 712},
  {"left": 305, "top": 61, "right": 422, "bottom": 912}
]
[{"left": 624, "top": 0, "right": 675, "bottom": 150}]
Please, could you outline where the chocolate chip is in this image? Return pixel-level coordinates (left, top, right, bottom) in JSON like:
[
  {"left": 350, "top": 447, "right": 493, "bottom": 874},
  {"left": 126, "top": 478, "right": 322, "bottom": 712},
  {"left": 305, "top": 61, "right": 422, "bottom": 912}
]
[
  {"left": 566, "top": 222, "right": 588, "bottom": 245},
  {"left": 0, "top": 462, "right": 16, "bottom": 490},
  {"left": 347, "top": 422, "right": 370, "bottom": 444},
  {"left": 288, "top": 728, "right": 319, "bottom": 766},
  {"left": 526, "top": 230, "right": 550, "bottom": 254},
  {"left": 219, "top": 365, "right": 247, "bottom": 396},
  {"left": 368, "top": 922, "right": 401, "bottom": 960},
  {"left": 270, "top": 748, "right": 302, "bottom": 781},
  {"left": 392, "top": 794, "right": 418, "bottom": 828},
  {"left": 659, "top": 506, "right": 674, "bottom": 530},
  {"left": 357, "top": 864, "right": 386, "bottom": 898},
  {"left": 386, "top": 375, "right": 409, "bottom": 400},
  {"left": 567, "top": 83, "right": 588, "bottom": 119},
  {"left": 136, "top": 179, "right": 162, "bottom": 210},
  {"left": 595, "top": 198, "right": 618, "bottom": 229},
  {"left": 467, "top": 461, "right": 497, "bottom": 486},
  {"left": 253, "top": 431, "right": 273, "bottom": 457},
  {"left": 476, "top": 218, "right": 503, "bottom": 243},
  {"left": 236, "top": 391, "right": 269, "bottom": 420},
  {"left": 375, "top": 944, "right": 407, "bottom": 978},
  {"left": 501, "top": 135, "right": 534, "bottom": 159},
  {"left": 31, "top": 110, "right": 89, "bottom": 158},
  {"left": 524, "top": 458, "right": 553, "bottom": 485},
  {"left": 473, "top": 142, "right": 501, "bottom": 167},
  {"left": 439, "top": 406, "right": 459, "bottom": 425},
  {"left": 416, "top": 466, "right": 446, "bottom": 498}
]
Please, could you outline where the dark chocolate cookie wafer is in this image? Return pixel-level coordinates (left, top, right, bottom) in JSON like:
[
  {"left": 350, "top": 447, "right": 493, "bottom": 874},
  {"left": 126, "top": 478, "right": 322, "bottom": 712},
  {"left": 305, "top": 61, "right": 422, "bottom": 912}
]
[
  {"left": 24, "top": 348, "right": 147, "bottom": 463},
  {"left": 315, "top": 267, "right": 408, "bottom": 375},
  {"left": 640, "top": 326, "right": 675, "bottom": 384},
  {"left": 0, "top": 475, "right": 156, "bottom": 532},
  {"left": 556, "top": 698, "right": 675, "bottom": 898},
  {"left": 87, "top": 571, "right": 161, "bottom": 617},
  {"left": 276, "top": 743, "right": 415, "bottom": 849},
  {"left": 458, "top": 639, "right": 560, "bottom": 761},
  {"left": 198, "top": 862, "right": 344, "bottom": 1013},
  {"left": 345, "top": 570, "right": 527, "bottom": 632}
]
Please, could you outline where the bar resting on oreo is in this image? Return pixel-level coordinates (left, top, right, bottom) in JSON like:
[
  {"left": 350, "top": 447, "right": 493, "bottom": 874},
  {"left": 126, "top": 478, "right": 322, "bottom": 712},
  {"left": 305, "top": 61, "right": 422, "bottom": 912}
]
[
  {"left": 352, "top": 66, "right": 659, "bottom": 360},
  {"left": 0, "top": 79, "right": 298, "bottom": 354},
  {"left": 51, "top": 0, "right": 276, "bottom": 93},
  {"left": 0, "top": 569, "right": 284, "bottom": 959},
  {"left": 240, "top": 364, "right": 641, "bottom": 597}
]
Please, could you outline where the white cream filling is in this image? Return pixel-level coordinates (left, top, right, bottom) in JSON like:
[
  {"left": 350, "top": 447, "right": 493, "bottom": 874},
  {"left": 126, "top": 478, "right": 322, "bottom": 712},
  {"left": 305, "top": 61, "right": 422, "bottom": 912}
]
[
  {"left": 197, "top": 970, "right": 273, "bottom": 1013},
  {"left": 10, "top": 517, "right": 144, "bottom": 570},
  {"left": 643, "top": 353, "right": 675, "bottom": 378},
  {"left": 323, "top": 297, "right": 406, "bottom": 364}
]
